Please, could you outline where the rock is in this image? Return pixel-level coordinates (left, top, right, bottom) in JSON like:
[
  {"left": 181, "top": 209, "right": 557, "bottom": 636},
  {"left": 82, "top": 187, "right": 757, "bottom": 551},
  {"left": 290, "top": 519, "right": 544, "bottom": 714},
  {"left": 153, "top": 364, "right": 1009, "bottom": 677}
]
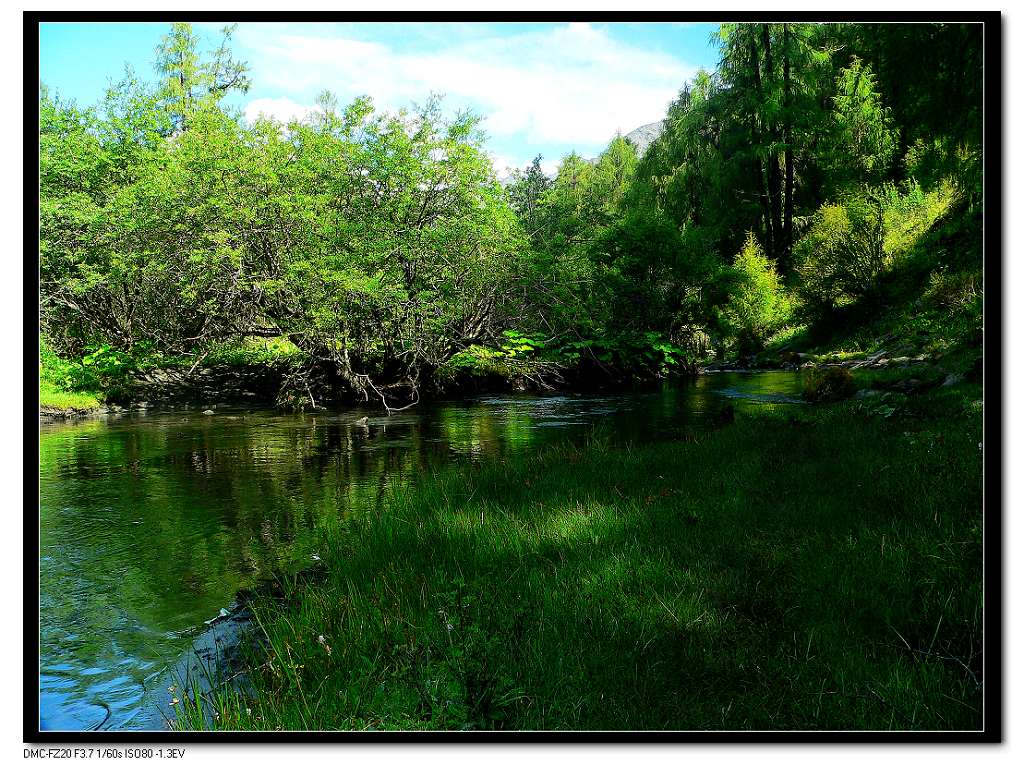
[
  {"left": 942, "top": 373, "right": 964, "bottom": 387},
  {"left": 854, "top": 389, "right": 881, "bottom": 399},
  {"left": 623, "top": 120, "right": 665, "bottom": 156},
  {"left": 202, "top": 409, "right": 215, "bottom": 416}
]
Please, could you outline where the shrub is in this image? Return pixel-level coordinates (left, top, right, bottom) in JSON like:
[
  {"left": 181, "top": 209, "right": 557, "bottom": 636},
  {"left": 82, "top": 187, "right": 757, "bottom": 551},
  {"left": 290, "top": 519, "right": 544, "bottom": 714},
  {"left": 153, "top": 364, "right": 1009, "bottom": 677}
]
[
  {"left": 923, "top": 269, "right": 981, "bottom": 313},
  {"left": 904, "top": 137, "right": 981, "bottom": 208},
  {"left": 794, "top": 196, "right": 885, "bottom": 314},
  {"left": 717, "top": 233, "right": 794, "bottom": 355},
  {"left": 795, "top": 181, "right": 958, "bottom": 317}
]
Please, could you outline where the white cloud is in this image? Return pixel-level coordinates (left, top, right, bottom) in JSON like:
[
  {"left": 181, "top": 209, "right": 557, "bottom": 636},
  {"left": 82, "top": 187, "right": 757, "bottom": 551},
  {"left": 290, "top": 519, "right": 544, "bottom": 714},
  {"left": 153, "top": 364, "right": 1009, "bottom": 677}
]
[
  {"left": 488, "top": 152, "right": 520, "bottom": 180},
  {"left": 237, "top": 23, "right": 696, "bottom": 154},
  {"left": 244, "top": 96, "right": 322, "bottom": 125}
]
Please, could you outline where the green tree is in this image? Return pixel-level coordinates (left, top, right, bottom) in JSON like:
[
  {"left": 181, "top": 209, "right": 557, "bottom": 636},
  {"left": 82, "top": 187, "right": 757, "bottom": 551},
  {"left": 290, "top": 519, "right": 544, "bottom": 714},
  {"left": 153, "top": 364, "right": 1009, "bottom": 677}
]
[
  {"left": 155, "top": 23, "right": 251, "bottom": 131},
  {"left": 824, "top": 57, "right": 898, "bottom": 191},
  {"left": 718, "top": 232, "right": 793, "bottom": 354},
  {"left": 506, "top": 155, "right": 552, "bottom": 243}
]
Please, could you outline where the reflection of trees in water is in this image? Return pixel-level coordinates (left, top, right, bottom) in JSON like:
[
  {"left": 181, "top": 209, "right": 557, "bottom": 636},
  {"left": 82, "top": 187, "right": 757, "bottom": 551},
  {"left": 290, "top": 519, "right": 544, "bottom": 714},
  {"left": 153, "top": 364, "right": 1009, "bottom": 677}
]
[
  {"left": 40, "top": 414, "right": 479, "bottom": 727},
  {"left": 41, "top": 414, "right": 510, "bottom": 648}
]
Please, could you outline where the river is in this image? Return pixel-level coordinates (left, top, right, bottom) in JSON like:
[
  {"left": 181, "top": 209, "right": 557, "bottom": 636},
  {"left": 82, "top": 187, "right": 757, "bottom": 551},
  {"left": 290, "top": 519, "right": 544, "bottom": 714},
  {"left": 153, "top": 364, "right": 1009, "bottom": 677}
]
[{"left": 38, "top": 371, "right": 803, "bottom": 731}]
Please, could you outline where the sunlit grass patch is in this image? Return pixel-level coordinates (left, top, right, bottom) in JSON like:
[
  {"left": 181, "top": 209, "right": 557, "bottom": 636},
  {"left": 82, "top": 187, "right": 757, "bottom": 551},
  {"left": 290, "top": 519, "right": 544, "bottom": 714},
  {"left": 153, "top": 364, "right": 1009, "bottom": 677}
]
[{"left": 39, "top": 380, "right": 102, "bottom": 412}]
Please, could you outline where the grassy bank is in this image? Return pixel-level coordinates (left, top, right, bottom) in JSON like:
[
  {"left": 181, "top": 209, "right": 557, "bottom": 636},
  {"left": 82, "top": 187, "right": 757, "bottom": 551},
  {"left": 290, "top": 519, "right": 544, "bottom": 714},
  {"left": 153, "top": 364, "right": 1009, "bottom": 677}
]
[
  {"left": 39, "top": 379, "right": 102, "bottom": 413},
  {"left": 39, "top": 339, "right": 103, "bottom": 415},
  {"left": 178, "top": 381, "right": 983, "bottom": 732}
]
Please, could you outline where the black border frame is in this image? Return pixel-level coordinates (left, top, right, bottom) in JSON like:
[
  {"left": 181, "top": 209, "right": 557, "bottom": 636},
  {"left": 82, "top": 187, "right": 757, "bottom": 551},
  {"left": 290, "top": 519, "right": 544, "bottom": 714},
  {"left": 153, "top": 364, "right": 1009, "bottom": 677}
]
[{"left": 24, "top": 9, "right": 1003, "bottom": 744}]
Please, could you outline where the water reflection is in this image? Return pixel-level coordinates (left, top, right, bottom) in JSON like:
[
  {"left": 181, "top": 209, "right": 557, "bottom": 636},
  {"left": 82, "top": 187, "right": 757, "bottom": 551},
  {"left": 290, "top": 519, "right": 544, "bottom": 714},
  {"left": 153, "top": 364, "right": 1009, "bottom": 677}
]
[{"left": 38, "top": 371, "right": 803, "bottom": 730}]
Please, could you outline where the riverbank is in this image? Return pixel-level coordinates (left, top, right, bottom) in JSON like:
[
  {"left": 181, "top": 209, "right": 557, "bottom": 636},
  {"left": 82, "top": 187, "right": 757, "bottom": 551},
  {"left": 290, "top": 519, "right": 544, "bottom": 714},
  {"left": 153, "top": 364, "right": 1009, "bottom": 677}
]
[{"left": 175, "top": 378, "right": 983, "bottom": 732}]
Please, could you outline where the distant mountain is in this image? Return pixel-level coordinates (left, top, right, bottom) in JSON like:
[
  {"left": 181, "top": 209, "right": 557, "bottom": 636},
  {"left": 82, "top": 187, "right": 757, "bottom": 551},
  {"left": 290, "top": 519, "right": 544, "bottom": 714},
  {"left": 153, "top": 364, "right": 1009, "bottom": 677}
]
[
  {"left": 583, "top": 120, "right": 666, "bottom": 165},
  {"left": 509, "top": 119, "right": 666, "bottom": 180},
  {"left": 623, "top": 120, "right": 665, "bottom": 157}
]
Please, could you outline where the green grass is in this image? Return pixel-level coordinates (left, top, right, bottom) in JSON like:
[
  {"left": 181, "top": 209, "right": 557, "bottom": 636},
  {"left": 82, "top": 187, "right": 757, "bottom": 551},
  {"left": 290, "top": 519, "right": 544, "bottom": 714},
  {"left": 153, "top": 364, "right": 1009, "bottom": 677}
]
[
  {"left": 177, "top": 383, "right": 983, "bottom": 732},
  {"left": 39, "top": 337, "right": 103, "bottom": 413},
  {"left": 39, "top": 379, "right": 102, "bottom": 412}
]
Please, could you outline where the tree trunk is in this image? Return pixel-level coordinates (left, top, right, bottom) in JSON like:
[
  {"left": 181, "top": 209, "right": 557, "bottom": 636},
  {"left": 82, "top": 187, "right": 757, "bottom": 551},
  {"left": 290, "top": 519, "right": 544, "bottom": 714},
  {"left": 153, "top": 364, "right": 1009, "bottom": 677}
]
[
  {"left": 749, "top": 33, "right": 775, "bottom": 258},
  {"left": 762, "top": 24, "right": 783, "bottom": 264},
  {"left": 782, "top": 23, "right": 794, "bottom": 269}
]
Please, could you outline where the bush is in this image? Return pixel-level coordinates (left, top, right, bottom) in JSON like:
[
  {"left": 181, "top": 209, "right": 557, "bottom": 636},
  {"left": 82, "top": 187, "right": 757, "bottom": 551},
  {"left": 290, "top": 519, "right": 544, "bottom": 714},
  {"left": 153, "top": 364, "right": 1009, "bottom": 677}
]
[
  {"left": 717, "top": 233, "right": 794, "bottom": 356},
  {"left": 795, "top": 181, "right": 958, "bottom": 318},
  {"left": 923, "top": 269, "right": 981, "bottom": 314},
  {"left": 904, "top": 137, "right": 981, "bottom": 208},
  {"left": 803, "top": 367, "right": 856, "bottom": 403}
]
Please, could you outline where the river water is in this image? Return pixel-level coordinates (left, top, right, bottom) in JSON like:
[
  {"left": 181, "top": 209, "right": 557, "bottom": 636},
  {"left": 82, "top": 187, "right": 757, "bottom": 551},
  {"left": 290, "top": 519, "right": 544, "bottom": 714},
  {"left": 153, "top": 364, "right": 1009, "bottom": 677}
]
[{"left": 37, "top": 371, "right": 803, "bottom": 731}]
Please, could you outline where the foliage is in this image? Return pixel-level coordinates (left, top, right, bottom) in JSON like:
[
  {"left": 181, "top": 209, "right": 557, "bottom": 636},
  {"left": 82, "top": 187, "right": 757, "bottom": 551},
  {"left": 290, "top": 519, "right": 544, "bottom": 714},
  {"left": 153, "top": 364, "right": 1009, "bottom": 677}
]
[
  {"left": 923, "top": 269, "right": 981, "bottom": 314},
  {"left": 717, "top": 233, "right": 794, "bottom": 354},
  {"left": 505, "top": 156, "right": 552, "bottom": 243},
  {"left": 38, "top": 20, "right": 983, "bottom": 404},
  {"left": 155, "top": 23, "right": 251, "bottom": 130},
  {"left": 204, "top": 337, "right": 303, "bottom": 367},
  {"left": 794, "top": 181, "right": 958, "bottom": 317},
  {"left": 40, "top": 28, "right": 529, "bottom": 408},
  {"left": 824, "top": 57, "right": 898, "bottom": 190},
  {"left": 39, "top": 337, "right": 103, "bottom": 411}
]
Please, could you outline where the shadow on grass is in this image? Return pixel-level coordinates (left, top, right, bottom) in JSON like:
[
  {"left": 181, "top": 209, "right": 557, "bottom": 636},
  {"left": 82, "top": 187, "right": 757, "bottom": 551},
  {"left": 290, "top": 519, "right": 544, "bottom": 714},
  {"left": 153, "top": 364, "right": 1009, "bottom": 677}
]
[{"left": 183, "top": 396, "right": 983, "bottom": 732}]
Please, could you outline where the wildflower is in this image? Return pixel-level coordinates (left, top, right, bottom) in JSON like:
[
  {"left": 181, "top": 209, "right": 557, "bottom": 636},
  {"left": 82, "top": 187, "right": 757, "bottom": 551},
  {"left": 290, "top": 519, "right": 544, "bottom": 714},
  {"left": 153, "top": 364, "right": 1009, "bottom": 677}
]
[{"left": 317, "top": 634, "right": 332, "bottom": 655}]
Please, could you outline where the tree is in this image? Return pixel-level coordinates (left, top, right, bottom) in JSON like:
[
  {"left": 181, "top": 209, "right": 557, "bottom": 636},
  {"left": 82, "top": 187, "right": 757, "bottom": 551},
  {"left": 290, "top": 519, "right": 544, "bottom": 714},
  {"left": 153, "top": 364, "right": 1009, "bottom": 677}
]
[
  {"left": 506, "top": 156, "right": 552, "bottom": 243},
  {"left": 823, "top": 57, "right": 898, "bottom": 191},
  {"left": 718, "top": 232, "right": 792, "bottom": 354},
  {"left": 155, "top": 23, "right": 251, "bottom": 131}
]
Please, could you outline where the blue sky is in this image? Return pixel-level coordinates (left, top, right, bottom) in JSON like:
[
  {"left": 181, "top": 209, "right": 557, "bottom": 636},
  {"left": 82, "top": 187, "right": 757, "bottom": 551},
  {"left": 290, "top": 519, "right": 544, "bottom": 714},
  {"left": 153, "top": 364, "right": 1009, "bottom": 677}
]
[{"left": 39, "top": 21, "right": 721, "bottom": 174}]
